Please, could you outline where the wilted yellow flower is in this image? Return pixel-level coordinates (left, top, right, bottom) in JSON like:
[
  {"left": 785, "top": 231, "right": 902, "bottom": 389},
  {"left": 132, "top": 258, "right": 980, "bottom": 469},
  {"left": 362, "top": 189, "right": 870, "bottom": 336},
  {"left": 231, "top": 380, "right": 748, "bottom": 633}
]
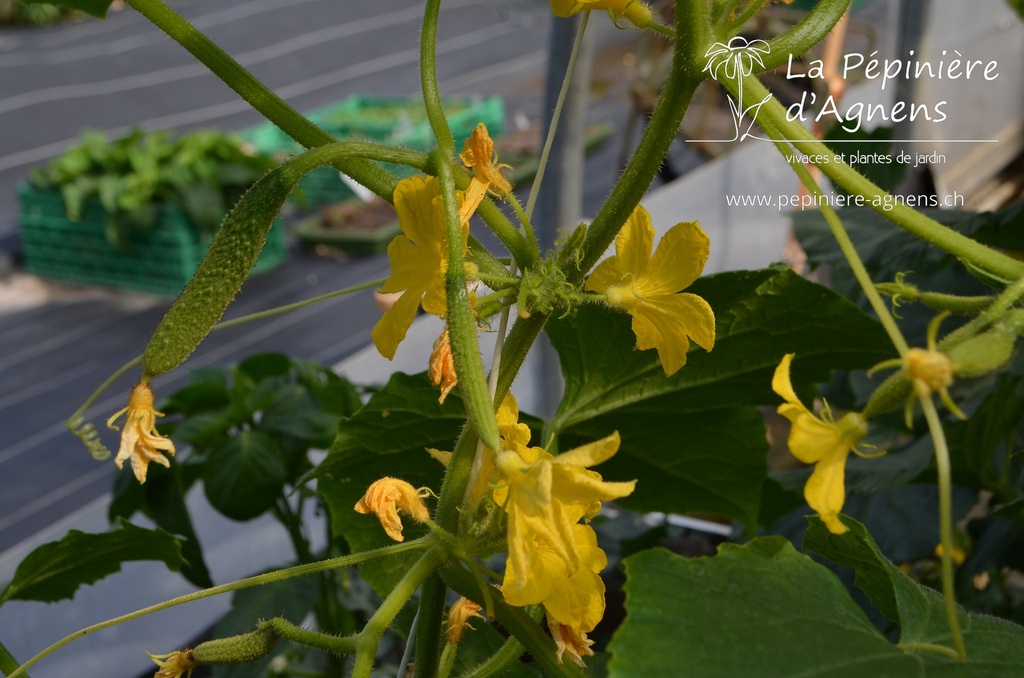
[
  {"left": 372, "top": 176, "right": 468, "bottom": 360},
  {"left": 586, "top": 204, "right": 715, "bottom": 376},
  {"left": 495, "top": 433, "right": 634, "bottom": 604},
  {"left": 107, "top": 381, "right": 175, "bottom": 484},
  {"left": 549, "top": 0, "right": 653, "bottom": 29},
  {"left": 459, "top": 123, "right": 512, "bottom": 223},
  {"left": 548, "top": 618, "right": 596, "bottom": 667},
  {"left": 354, "top": 477, "right": 432, "bottom": 542},
  {"left": 446, "top": 597, "right": 485, "bottom": 644},
  {"left": 428, "top": 327, "right": 458, "bottom": 404},
  {"left": 147, "top": 649, "right": 196, "bottom": 678},
  {"left": 773, "top": 353, "right": 870, "bottom": 535}
]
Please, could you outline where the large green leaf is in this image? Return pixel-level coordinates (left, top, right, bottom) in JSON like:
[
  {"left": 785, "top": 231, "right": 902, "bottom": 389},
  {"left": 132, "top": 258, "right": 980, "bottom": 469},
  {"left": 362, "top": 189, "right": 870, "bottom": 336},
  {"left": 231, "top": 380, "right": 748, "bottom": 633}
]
[
  {"left": 608, "top": 539, "right": 921, "bottom": 677},
  {"left": 23, "top": 0, "right": 113, "bottom": 18},
  {"left": 109, "top": 463, "right": 214, "bottom": 588},
  {"left": 203, "top": 429, "right": 287, "bottom": 521},
  {"left": 547, "top": 268, "right": 893, "bottom": 527},
  {"left": 804, "top": 515, "right": 1024, "bottom": 672},
  {"left": 315, "top": 373, "right": 458, "bottom": 593},
  {"left": 0, "top": 519, "right": 184, "bottom": 604}
]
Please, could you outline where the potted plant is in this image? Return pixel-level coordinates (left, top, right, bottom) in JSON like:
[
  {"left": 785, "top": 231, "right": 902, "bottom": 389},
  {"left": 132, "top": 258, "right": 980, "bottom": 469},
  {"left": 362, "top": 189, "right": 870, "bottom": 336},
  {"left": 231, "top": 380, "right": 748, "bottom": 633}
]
[{"left": 18, "top": 128, "right": 286, "bottom": 295}]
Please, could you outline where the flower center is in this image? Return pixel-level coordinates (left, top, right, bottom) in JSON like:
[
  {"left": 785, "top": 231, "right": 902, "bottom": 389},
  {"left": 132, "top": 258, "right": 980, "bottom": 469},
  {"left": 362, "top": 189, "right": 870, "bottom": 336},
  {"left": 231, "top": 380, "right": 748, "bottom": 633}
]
[
  {"left": 605, "top": 283, "right": 642, "bottom": 310},
  {"left": 904, "top": 347, "right": 954, "bottom": 392}
]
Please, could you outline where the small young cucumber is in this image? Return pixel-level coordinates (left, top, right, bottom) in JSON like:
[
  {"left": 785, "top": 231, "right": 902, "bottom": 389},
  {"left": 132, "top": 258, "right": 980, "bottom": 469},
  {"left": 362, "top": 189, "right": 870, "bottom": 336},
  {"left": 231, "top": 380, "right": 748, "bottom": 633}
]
[{"left": 142, "top": 143, "right": 371, "bottom": 378}]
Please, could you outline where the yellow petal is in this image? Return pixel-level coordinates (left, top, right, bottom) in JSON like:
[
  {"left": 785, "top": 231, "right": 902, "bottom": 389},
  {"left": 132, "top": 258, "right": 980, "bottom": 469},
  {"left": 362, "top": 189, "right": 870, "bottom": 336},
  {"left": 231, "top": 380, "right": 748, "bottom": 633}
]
[
  {"left": 539, "top": 524, "right": 608, "bottom": 632},
  {"left": 630, "top": 292, "right": 716, "bottom": 376},
  {"left": 377, "top": 234, "right": 441, "bottom": 295},
  {"left": 553, "top": 432, "right": 620, "bottom": 469},
  {"left": 803, "top": 445, "right": 851, "bottom": 535},
  {"left": 393, "top": 176, "right": 446, "bottom": 254},
  {"left": 584, "top": 255, "right": 628, "bottom": 294},
  {"left": 372, "top": 284, "right": 425, "bottom": 360},
  {"left": 614, "top": 205, "right": 655, "bottom": 281},
  {"left": 771, "top": 353, "right": 802, "bottom": 406},
  {"left": 786, "top": 411, "right": 843, "bottom": 464},
  {"left": 640, "top": 221, "right": 710, "bottom": 298}
]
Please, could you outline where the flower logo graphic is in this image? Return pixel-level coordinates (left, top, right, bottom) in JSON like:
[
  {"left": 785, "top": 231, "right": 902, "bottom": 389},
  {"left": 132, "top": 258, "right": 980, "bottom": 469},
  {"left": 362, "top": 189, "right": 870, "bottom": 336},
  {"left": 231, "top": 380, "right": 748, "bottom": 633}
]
[{"left": 702, "top": 37, "right": 772, "bottom": 142}]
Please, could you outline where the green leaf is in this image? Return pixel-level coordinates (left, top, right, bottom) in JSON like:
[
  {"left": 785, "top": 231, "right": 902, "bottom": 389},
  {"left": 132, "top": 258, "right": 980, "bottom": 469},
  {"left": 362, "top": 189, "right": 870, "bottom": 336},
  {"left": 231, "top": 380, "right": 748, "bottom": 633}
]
[
  {"left": 0, "top": 519, "right": 185, "bottom": 604},
  {"left": 315, "top": 373, "right": 456, "bottom": 593},
  {"left": 547, "top": 269, "right": 892, "bottom": 528},
  {"left": 608, "top": 540, "right": 921, "bottom": 677},
  {"left": 804, "top": 515, "right": 1024, "bottom": 673},
  {"left": 23, "top": 0, "right": 113, "bottom": 18},
  {"left": 204, "top": 430, "right": 287, "bottom": 521},
  {"left": 109, "top": 463, "right": 213, "bottom": 588}
]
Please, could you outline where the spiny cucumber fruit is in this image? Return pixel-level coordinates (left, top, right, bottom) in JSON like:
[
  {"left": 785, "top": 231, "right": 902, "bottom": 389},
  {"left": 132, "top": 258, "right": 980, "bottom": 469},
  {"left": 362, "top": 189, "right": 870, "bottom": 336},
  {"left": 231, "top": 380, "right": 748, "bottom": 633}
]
[{"left": 142, "top": 143, "right": 369, "bottom": 378}]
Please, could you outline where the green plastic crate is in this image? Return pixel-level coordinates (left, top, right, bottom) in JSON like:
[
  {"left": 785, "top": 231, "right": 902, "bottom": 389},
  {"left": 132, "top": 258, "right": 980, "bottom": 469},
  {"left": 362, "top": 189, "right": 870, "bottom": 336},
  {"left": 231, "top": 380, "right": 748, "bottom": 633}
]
[
  {"left": 240, "top": 95, "right": 505, "bottom": 209},
  {"left": 17, "top": 184, "right": 287, "bottom": 296},
  {"left": 386, "top": 96, "right": 505, "bottom": 152}
]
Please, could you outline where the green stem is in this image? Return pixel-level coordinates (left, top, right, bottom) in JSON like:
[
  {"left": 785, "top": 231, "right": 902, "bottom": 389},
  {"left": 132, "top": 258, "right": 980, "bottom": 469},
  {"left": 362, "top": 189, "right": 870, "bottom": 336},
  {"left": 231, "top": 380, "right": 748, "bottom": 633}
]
[
  {"left": 260, "top": 617, "right": 360, "bottom": 656},
  {"left": 919, "top": 394, "right": 967, "bottom": 661},
  {"left": 508, "top": 192, "right": 540, "bottom": 260},
  {"left": 938, "top": 275, "right": 1024, "bottom": 349},
  {"left": 897, "top": 642, "right": 961, "bottom": 661},
  {"left": 874, "top": 283, "right": 995, "bottom": 316},
  {"left": 739, "top": 72, "right": 1024, "bottom": 283},
  {"left": 420, "top": 0, "right": 455, "bottom": 155},
  {"left": 762, "top": 118, "right": 908, "bottom": 356},
  {"left": 523, "top": 11, "right": 591, "bottom": 221},
  {"left": 0, "top": 641, "right": 26, "bottom": 678},
  {"left": 458, "top": 634, "right": 526, "bottom": 678},
  {"left": 414, "top": 573, "right": 449, "bottom": 678},
  {"left": 354, "top": 547, "right": 444, "bottom": 677},
  {"left": 123, "top": 0, "right": 398, "bottom": 198},
  {"left": 212, "top": 277, "right": 386, "bottom": 332},
  {"left": 435, "top": 153, "right": 501, "bottom": 453},
  {"left": 573, "top": 0, "right": 707, "bottom": 283},
  {"left": 440, "top": 564, "right": 585, "bottom": 678},
  {"left": 6, "top": 541, "right": 428, "bottom": 678},
  {"left": 647, "top": 21, "right": 677, "bottom": 38}
]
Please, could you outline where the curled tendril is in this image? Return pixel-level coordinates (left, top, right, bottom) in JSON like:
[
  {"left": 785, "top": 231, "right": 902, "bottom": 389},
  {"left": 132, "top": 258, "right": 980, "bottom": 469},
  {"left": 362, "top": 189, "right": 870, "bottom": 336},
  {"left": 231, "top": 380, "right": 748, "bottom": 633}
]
[{"left": 67, "top": 415, "right": 112, "bottom": 461}]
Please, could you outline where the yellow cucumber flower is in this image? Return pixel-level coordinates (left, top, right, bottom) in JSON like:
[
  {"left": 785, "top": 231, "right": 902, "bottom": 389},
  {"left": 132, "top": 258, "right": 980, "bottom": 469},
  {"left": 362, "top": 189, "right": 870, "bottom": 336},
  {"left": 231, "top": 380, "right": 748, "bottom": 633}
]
[
  {"left": 504, "top": 519, "right": 608, "bottom": 631},
  {"left": 147, "top": 649, "right": 196, "bottom": 678},
  {"left": 459, "top": 123, "right": 512, "bottom": 223},
  {"left": 428, "top": 327, "right": 458, "bottom": 404},
  {"left": 372, "top": 176, "right": 468, "bottom": 360},
  {"left": 107, "top": 381, "right": 175, "bottom": 484},
  {"left": 772, "top": 353, "right": 870, "bottom": 535},
  {"left": 586, "top": 204, "right": 715, "bottom": 376},
  {"left": 446, "top": 597, "right": 485, "bottom": 645},
  {"left": 495, "top": 433, "right": 635, "bottom": 603},
  {"left": 549, "top": 0, "right": 653, "bottom": 29},
  {"left": 548, "top": 618, "right": 597, "bottom": 668},
  {"left": 353, "top": 477, "right": 432, "bottom": 542}
]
